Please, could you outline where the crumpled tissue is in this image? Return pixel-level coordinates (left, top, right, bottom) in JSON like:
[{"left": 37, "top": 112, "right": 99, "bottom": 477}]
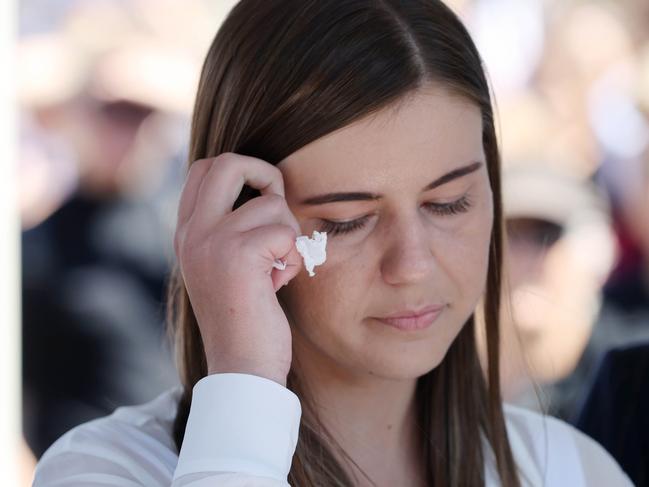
[{"left": 272, "top": 231, "right": 327, "bottom": 277}]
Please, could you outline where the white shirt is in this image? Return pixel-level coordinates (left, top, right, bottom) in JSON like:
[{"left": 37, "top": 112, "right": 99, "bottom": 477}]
[{"left": 32, "top": 373, "right": 633, "bottom": 486}]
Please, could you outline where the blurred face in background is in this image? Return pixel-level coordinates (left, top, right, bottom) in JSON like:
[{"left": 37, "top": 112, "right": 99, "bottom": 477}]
[
  {"left": 500, "top": 216, "right": 604, "bottom": 398},
  {"left": 71, "top": 96, "right": 154, "bottom": 196},
  {"left": 277, "top": 85, "right": 494, "bottom": 385},
  {"left": 35, "top": 93, "right": 154, "bottom": 198}
]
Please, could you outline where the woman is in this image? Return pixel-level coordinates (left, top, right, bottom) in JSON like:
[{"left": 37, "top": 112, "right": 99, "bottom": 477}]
[{"left": 33, "top": 1, "right": 632, "bottom": 485}]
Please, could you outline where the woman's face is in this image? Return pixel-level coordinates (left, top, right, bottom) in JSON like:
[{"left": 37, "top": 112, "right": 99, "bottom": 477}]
[{"left": 277, "top": 85, "right": 493, "bottom": 380}]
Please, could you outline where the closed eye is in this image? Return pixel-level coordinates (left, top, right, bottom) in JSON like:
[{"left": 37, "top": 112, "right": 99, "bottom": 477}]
[{"left": 319, "top": 195, "right": 472, "bottom": 236}]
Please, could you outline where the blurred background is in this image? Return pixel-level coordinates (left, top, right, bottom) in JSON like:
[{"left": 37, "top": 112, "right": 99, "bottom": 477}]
[{"left": 10, "top": 0, "right": 649, "bottom": 485}]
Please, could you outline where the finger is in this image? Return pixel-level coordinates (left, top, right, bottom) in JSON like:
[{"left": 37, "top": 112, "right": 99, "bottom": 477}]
[
  {"left": 241, "top": 224, "right": 303, "bottom": 288},
  {"left": 176, "top": 158, "right": 214, "bottom": 226},
  {"left": 175, "top": 158, "right": 214, "bottom": 257},
  {"left": 229, "top": 193, "right": 302, "bottom": 235},
  {"left": 270, "top": 245, "right": 303, "bottom": 291},
  {"left": 191, "top": 152, "right": 285, "bottom": 230}
]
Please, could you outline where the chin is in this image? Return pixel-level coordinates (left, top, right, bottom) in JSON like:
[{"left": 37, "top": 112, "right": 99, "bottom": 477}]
[{"left": 362, "top": 349, "right": 449, "bottom": 381}]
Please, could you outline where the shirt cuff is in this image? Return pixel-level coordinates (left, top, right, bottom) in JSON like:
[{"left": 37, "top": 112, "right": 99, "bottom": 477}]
[{"left": 173, "top": 373, "right": 302, "bottom": 483}]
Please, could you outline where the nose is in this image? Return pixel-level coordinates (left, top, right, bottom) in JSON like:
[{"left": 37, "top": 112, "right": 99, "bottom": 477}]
[{"left": 380, "top": 213, "right": 437, "bottom": 286}]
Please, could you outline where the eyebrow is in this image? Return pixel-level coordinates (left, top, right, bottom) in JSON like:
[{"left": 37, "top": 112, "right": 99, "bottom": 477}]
[{"left": 299, "top": 161, "right": 483, "bottom": 206}]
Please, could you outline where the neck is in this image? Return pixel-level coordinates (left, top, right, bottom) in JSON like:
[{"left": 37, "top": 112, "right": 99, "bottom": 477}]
[{"left": 292, "top": 335, "right": 426, "bottom": 486}]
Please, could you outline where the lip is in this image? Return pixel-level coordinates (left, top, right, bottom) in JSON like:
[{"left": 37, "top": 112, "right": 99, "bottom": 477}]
[
  {"left": 374, "top": 305, "right": 445, "bottom": 331},
  {"left": 380, "top": 304, "right": 445, "bottom": 319}
]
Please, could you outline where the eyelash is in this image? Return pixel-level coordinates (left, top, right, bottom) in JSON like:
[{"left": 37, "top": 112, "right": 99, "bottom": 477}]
[{"left": 319, "top": 195, "right": 472, "bottom": 236}]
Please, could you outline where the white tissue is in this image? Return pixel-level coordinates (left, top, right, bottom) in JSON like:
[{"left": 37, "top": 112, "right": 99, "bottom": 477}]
[
  {"left": 296, "top": 231, "right": 327, "bottom": 277},
  {"left": 270, "top": 231, "right": 327, "bottom": 277},
  {"left": 272, "top": 259, "right": 287, "bottom": 270}
]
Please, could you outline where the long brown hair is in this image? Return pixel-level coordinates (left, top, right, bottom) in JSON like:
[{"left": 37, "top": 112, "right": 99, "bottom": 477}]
[{"left": 166, "top": 1, "right": 520, "bottom": 485}]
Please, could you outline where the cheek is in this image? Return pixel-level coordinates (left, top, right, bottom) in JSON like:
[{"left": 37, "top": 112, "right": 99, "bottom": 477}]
[
  {"left": 435, "top": 206, "right": 493, "bottom": 299},
  {"left": 280, "top": 250, "right": 370, "bottom": 331}
]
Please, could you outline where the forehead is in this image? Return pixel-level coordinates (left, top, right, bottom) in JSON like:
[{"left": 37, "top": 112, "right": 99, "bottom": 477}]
[{"left": 277, "top": 86, "right": 484, "bottom": 196}]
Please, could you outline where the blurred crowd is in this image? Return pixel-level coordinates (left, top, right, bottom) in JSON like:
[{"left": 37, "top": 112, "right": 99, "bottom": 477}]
[{"left": 18, "top": 0, "right": 649, "bottom": 486}]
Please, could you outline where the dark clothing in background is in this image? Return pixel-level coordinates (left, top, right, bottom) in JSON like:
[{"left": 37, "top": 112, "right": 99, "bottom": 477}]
[
  {"left": 22, "top": 193, "right": 178, "bottom": 457},
  {"left": 539, "top": 303, "right": 649, "bottom": 423},
  {"left": 604, "top": 265, "right": 649, "bottom": 315},
  {"left": 575, "top": 342, "right": 649, "bottom": 487}
]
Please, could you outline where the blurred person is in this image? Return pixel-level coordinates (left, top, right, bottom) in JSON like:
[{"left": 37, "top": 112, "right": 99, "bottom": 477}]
[
  {"left": 496, "top": 162, "right": 620, "bottom": 421},
  {"left": 20, "top": 33, "right": 190, "bottom": 456},
  {"left": 32, "top": 1, "right": 631, "bottom": 486},
  {"left": 578, "top": 38, "right": 649, "bottom": 467}
]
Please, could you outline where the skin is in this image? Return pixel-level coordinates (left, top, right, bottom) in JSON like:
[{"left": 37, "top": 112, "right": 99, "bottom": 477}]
[{"left": 275, "top": 84, "right": 494, "bottom": 486}]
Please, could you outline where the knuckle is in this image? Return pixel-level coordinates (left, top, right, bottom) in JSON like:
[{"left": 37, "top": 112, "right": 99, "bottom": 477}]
[
  {"left": 269, "top": 163, "right": 283, "bottom": 179},
  {"left": 270, "top": 166, "right": 285, "bottom": 191},
  {"left": 278, "top": 224, "right": 298, "bottom": 240},
  {"left": 262, "top": 193, "right": 288, "bottom": 212},
  {"left": 214, "top": 152, "right": 238, "bottom": 170},
  {"left": 187, "top": 157, "right": 212, "bottom": 175},
  {"left": 261, "top": 224, "right": 297, "bottom": 248}
]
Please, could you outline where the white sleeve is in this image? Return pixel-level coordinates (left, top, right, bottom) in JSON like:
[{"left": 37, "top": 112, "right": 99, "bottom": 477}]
[{"left": 172, "top": 373, "right": 302, "bottom": 487}]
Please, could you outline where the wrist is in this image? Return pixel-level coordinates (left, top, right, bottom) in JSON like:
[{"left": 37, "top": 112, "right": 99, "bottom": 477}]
[{"left": 207, "top": 361, "right": 288, "bottom": 387}]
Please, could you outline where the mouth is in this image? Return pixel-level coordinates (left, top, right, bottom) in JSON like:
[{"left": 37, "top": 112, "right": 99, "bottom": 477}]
[{"left": 373, "top": 304, "right": 446, "bottom": 331}]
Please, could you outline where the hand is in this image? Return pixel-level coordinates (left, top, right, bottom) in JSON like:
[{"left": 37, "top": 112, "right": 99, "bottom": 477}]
[{"left": 174, "top": 152, "right": 302, "bottom": 387}]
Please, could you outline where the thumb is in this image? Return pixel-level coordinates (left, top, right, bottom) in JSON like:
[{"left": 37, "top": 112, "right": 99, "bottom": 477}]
[{"left": 270, "top": 245, "right": 303, "bottom": 292}]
